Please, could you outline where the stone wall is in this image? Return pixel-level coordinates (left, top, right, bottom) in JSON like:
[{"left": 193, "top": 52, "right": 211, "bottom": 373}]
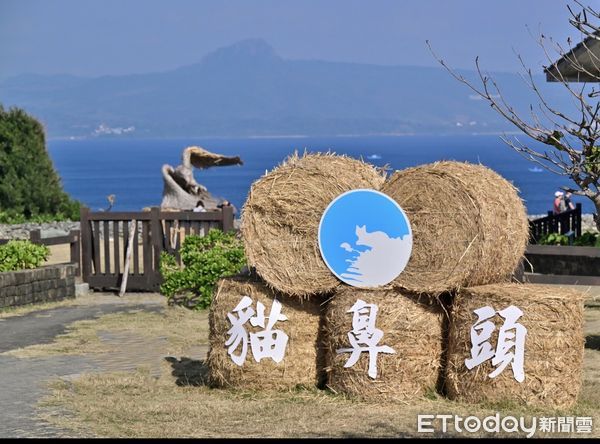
[
  {"left": 525, "top": 248, "right": 600, "bottom": 276},
  {"left": 0, "top": 264, "right": 77, "bottom": 308}
]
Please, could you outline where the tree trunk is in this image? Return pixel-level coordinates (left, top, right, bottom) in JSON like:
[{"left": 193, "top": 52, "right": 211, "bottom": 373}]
[{"left": 593, "top": 197, "right": 600, "bottom": 232}]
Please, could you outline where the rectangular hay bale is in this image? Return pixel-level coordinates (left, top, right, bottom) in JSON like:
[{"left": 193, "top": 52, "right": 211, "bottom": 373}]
[
  {"left": 207, "top": 275, "right": 325, "bottom": 391},
  {"left": 445, "top": 283, "right": 585, "bottom": 409}
]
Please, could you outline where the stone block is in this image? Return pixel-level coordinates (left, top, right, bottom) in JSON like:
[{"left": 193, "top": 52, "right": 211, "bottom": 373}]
[
  {"left": 0, "top": 273, "right": 16, "bottom": 287},
  {"left": 66, "top": 265, "right": 77, "bottom": 278},
  {"left": 14, "top": 271, "right": 28, "bottom": 285},
  {"left": 74, "top": 283, "right": 88, "bottom": 297}
]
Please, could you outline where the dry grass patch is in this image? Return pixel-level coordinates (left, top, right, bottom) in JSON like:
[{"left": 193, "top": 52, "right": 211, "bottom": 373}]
[
  {"left": 0, "top": 298, "right": 81, "bottom": 319},
  {"left": 38, "top": 360, "right": 600, "bottom": 439},
  {"left": 3, "top": 306, "right": 209, "bottom": 358}
]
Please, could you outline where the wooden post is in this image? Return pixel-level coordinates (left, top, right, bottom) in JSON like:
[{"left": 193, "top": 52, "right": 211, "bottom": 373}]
[
  {"left": 142, "top": 221, "right": 152, "bottom": 288},
  {"left": 70, "top": 229, "right": 81, "bottom": 276},
  {"left": 222, "top": 205, "right": 234, "bottom": 233},
  {"left": 150, "top": 207, "right": 163, "bottom": 289},
  {"left": 119, "top": 219, "right": 137, "bottom": 297},
  {"left": 29, "top": 229, "right": 42, "bottom": 244},
  {"left": 80, "top": 207, "right": 92, "bottom": 283},
  {"left": 575, "top": 203, "right": 582, "bottom": 237}
]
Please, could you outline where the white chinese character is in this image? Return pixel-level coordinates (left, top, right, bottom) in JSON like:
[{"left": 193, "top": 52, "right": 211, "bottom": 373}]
[
  {"left": 224, "top": 295, "right": 255, "bottom": 366},
  {"left": 249, "top": 299, "right": 289, "bottom": 363},
  {"left": 539, "top": 417, "right": 557, "bottom": 433},
  {"left": 575, "top": 417, "right": 593, "bottom": 433},
  {"left": 465, "top": 305, "right": 527, "bottom": 382},
  {"left": 557, "top": 417, "right": 574, "bottom": 433},
  {"left": 489, "top": 305, "right": 527, "bottom": 382},
  {"left": 336, "top": 299, "right": 395, "bottom": 379},
  {"left": 224, "top": 296, "right": 289, "bottom": 366},
  {"left": 465, "top": 306, "right": 496, "bottom": 369}
]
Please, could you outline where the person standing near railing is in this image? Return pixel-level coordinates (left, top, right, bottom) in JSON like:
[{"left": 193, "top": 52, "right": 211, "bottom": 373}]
[
  {"left": 564, "top": 192, "right": 576, "bottom": 211},
  {"left": 553, "top": 191, "right": 567, "bottom": 215}
]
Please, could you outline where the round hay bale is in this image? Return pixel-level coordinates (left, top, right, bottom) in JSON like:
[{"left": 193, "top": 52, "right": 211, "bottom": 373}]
[
  {"left": 446, "top": 283, "right": 585, "bottom": 408},
  {"left": 207, "top": 275, "right": 325, "bottom": 390},
  {"left": 241, "top": 152, "right": 386, "bottom": 297},
  {"left": 381, "top": 161, "right": 529, "bottom": 294},
  {"left": 324, "top": 287, "right": 445, "bottom": 402}
]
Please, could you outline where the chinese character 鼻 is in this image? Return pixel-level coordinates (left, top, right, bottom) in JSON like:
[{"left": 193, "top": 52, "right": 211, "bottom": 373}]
[{"left": 336, "top": 299, "right": 395, "bottom": 379}]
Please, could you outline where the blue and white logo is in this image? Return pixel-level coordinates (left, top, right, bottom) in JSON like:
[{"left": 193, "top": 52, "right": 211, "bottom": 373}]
[{"left": 318, "top": 189, "right": 413, "bottom": 288}]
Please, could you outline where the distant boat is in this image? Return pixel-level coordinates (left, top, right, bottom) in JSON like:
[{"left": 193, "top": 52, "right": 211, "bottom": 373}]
[
  {"left": 528, "top": 167, "right": 543, "bottom": 173},
  {"left": 367, "top": 154, "right": 382, "bottom": 160}
]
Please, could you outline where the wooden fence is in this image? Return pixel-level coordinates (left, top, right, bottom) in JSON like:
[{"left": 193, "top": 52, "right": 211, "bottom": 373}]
[
  {"left": 80, "top": 206, "right": 235, "bottom": 292},
  {"left": 529, "top": 203, "right": 582, "bottom": 244}
]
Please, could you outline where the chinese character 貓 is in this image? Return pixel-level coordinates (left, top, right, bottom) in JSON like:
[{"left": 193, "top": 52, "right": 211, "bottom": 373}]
[
  {"left": 224, "top": 296, "right": 289, "bottom": 366},
  {"left": 336, "top": 299, "right": 395, "bottom": 379},
  {"left": 464, "top": 304, "right": 527, "bottom": 382}
]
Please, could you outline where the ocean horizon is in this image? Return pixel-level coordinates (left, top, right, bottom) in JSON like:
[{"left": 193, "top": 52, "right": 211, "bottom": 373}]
[{"left": 47, "top": 134, "right": 593, "bottom": 215}]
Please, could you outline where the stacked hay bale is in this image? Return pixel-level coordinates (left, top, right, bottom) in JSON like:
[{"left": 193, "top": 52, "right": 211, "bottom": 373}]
[
  {"left": 445, "top": 283, "right": 585, "bottom": 409},
  {"left": 325, "top": 288, "right": 446, "bottom": 401},
  {"left": 381, "top": 161, "right": 530, "bottom": 295},
  {"left": 240, "top": 151, "right": 386, "bottom": 297},
  {"left": 206, "top": 274, "right": 324, "bottom": 390},
  {"left": 207, "top": 152, "right": 585, "bottom": 410},
  {"left": 207, "top": 152, "right": 385, "bottom": 389},
  {"left": 322, "top": 160, "right": 530, "bottom": 402}
]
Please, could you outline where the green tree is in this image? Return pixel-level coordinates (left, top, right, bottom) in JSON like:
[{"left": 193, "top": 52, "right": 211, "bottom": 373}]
[{"left": 0, "top": 105, "right": 79, "bottom": 221}]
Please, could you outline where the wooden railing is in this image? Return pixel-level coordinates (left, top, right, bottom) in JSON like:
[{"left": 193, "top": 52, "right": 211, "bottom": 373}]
[
  {"left": 529, "top": 203, "right": 582, "bottom": 244},
  {"left": 80, "top": 206, "right": 235, "bottom": 292}
]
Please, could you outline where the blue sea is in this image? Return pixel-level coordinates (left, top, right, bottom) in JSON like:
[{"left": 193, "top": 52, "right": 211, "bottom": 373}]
[{"left": 47, "top": 135, "right": 592, "bottom": 215}]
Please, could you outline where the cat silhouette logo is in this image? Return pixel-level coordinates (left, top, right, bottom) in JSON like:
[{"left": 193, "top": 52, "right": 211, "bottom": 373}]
[{"left": 318, "top": 189, "right": 413, "bottom": 287}]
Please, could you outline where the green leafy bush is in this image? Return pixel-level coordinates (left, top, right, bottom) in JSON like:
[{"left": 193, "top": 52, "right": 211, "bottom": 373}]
[
  {"left": 159, "top": 229, "right": 246, "bottom": 310},
  {"left": 573, "top": 231, "right": 599, "bottom": 247},
  {"left": 0, "top": 240, "right": 49, "bottom": 272},
  {"left": 539, "top": 231, "right": 600, "bottom": 247},
  {"left": 538, "top": 232, "right": 570, "bottom": 246},
  {"left": 0, "top": 105, "right": 80, "bottom": 222}
]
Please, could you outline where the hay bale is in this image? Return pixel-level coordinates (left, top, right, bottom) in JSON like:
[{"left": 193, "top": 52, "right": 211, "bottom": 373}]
[
  {"left": 446, "top": 283, "right": 585, "bottom": 408},
  {"left": 324, "top": 287, "right": 446, "bottom": 402},
  {"left": 207, "top": 275, "right": 325, "bottom": 390},
  {"left": 241, "top": 152, "right": 386, "bottom": 297},
  {"left": 381, "top": 161, "right": 529, "bottom": 294}
]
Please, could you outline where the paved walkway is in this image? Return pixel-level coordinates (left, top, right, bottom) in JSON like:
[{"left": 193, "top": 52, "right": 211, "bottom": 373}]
[{"left": 0, "top": 293, "right": 168, "bottom": 438}]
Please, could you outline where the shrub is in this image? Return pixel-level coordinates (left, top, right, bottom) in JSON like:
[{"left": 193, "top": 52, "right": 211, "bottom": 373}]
[
  {"left": 0, "top": 240, "right": 49, "bottom": 272},
  {"left": 573, "top": 231, "right": 599, "bottom": 247},
  {"left": 0, "top": 105, "right": 80, "bottom": 222},
  {"left": 538, "top": 232, "right": 570, "bottom": 246},
  {"left": 159, "top": 229, "right": 246, "bottom": 310},
  {"left": 538, "top": 231, "right": 600, "bottom": 247}
]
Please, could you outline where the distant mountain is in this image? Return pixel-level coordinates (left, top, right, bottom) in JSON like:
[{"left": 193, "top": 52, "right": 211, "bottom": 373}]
[{"left": 0, "top": 39, "right": 574, "bottom": 138}]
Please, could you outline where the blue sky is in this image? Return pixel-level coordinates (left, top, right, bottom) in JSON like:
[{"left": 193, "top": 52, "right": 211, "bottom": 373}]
[{"left": 0, "top": 0, "right": 585, "bottom": 78}]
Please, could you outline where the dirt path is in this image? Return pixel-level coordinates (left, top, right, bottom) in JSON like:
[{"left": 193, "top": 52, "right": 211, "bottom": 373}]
[{"left": 0, "top": 293, "right": 167, "bottom": 438}]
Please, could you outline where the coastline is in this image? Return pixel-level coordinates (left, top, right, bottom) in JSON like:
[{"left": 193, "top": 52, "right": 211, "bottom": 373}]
[{"left": 1, "top": 213, "right": 597, "bottom": 240}]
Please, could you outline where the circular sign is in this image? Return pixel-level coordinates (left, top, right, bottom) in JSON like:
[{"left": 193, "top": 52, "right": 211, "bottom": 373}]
[{"left": 318, "top": 189, "right": 413, "bottom": 288}]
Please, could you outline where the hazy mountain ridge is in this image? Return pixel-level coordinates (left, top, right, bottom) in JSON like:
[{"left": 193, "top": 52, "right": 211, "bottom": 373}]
[{"left": 0, "top": 39, "right": 572, "bottom": 138}]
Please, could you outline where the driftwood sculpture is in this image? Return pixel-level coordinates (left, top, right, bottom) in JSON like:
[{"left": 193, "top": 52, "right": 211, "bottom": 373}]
[{"left": 161, "top": 146, "right": 243, "bottom": 210}]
